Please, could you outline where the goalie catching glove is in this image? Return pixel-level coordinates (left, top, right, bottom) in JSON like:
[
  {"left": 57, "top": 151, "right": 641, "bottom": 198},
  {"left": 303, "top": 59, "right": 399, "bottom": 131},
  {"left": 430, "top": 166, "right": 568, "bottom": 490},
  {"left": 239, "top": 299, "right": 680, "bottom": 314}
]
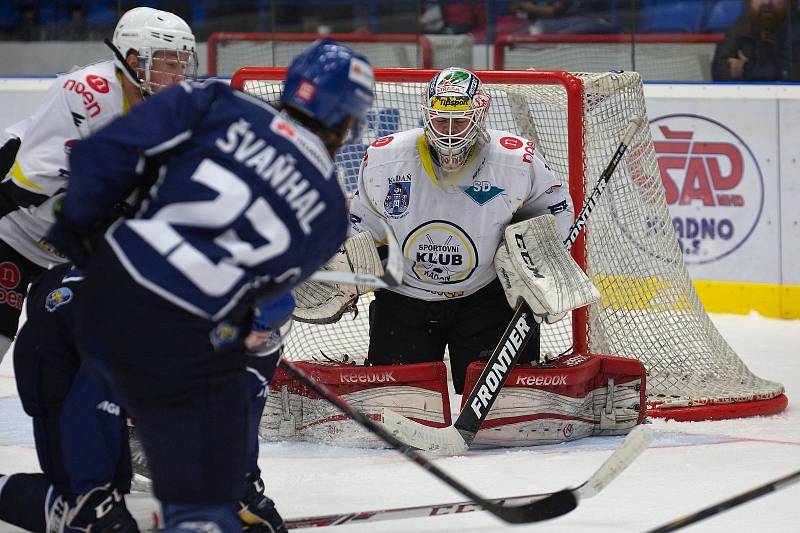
[
  {"left": 293, "top": 231, "right": 383, "bottom": 324},
  {"left": 495, "top": 215, "right": 600, "bottom": 324}
]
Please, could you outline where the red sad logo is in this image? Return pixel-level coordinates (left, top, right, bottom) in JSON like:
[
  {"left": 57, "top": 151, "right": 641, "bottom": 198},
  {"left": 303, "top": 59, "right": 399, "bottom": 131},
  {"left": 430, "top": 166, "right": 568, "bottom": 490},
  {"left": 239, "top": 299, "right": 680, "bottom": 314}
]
[
  {"left": 371, "top": 135, "right": 394, "bottom": 147},
  {"left": 0, "top": 262, "right": 21, "bottom": 289},
  {"left": 86, "top": 74, "right": 110, "bottom": 94},
  {"left": 650, "top": 114, "right": 764, "bottom": 264},
  {"left": 499, "top": 136, "right": 522, "bottom": 150}
]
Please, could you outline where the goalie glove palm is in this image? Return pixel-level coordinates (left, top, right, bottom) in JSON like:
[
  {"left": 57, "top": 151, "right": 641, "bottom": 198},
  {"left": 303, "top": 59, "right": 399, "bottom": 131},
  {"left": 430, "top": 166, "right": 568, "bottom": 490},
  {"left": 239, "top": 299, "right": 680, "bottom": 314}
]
[{"left": 494, "top": 215, "right": 600, "bottom": 324}]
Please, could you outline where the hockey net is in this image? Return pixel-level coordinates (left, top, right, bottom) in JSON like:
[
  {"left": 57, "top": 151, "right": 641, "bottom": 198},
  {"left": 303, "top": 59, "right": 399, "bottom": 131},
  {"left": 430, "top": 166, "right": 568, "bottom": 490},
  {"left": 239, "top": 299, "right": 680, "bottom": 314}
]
[
  {"left": 208, "top": 32, "right": 474, "bottom": 77},
  {"left": 231, "top": 67, "right": 787, "bottom": 421},
  {"left": 495, "top": 34, "right": 723, "bottom": 81}
]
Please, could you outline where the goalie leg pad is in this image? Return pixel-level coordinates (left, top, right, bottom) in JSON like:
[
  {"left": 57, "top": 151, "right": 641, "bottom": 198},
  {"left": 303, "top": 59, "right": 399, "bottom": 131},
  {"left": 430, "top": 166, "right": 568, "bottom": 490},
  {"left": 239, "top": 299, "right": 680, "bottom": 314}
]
[
  {"left": 462, "top": 353, "right": 646, "bottom": 447},
  {"left": 261, "top": 361, "right": 451, "bottom": 448}
]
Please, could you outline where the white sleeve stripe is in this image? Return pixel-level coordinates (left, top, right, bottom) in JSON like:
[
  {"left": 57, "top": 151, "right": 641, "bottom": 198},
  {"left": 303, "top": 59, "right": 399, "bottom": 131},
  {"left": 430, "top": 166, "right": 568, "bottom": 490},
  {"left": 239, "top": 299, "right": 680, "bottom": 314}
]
[{"left": 143, "top": 129, "right": 192, "bottom": 156}]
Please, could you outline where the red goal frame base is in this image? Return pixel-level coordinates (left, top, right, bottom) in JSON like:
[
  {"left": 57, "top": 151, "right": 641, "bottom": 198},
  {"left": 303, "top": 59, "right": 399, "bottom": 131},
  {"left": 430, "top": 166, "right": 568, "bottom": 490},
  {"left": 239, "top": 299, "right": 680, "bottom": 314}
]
[{"left": 647, "top": 394, "right": 789, "bottom": 422}]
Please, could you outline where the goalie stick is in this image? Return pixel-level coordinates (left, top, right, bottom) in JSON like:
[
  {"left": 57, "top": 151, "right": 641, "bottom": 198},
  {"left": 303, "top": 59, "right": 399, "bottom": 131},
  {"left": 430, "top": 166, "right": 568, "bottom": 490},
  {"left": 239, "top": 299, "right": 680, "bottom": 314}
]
[
  {"left": 284, "top": 425, "right": 652, "bottom": 528},
  {"left": 278, "top": 359, "right": 578, "bottom": 524},
  {"left": 381, "top": 115, "right": 646, "bottom": 453},
  {"left": 644, "top": 467, "right": 800, "bottom": 533},
  {"left": 310, "top": 219, "right": 404, "bottom": 289}
]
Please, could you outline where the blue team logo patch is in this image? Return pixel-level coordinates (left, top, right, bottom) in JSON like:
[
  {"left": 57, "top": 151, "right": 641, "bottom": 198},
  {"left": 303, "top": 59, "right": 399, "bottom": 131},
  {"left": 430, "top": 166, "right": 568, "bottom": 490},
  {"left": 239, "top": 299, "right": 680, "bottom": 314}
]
[
  {"left": 462, "top": 181, "right": 504, "bottom": 206},
  {"left": 45, "top": 287, "right": 73, "bottom": 312},
  {"left": 209, "top": 322, "right": 239, "bottom": 350},
  {"left": 384, "top": 178, "right": 411, "bottom": 217}
]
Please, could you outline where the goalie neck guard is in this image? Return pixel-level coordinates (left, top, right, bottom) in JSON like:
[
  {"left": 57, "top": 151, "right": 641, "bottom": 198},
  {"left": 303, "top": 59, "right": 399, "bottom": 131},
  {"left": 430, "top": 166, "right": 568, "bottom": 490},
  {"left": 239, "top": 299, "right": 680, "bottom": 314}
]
[{"left": 422, "top": 67, "right": 490, "bottom": 172}]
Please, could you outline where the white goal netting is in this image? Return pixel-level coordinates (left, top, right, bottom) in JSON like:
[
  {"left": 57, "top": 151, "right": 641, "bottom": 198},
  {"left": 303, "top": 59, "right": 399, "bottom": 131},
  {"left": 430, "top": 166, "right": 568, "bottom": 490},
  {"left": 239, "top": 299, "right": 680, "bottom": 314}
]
[{"left": 234, "top": 68, "right": 786, "bottom": 420}]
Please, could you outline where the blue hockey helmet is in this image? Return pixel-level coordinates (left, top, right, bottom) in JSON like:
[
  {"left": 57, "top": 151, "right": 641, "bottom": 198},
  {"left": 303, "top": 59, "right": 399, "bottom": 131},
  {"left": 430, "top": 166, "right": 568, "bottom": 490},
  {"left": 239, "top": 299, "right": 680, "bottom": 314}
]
[{"left": 281, "top": 39, "right": 375, "bottom": 145}]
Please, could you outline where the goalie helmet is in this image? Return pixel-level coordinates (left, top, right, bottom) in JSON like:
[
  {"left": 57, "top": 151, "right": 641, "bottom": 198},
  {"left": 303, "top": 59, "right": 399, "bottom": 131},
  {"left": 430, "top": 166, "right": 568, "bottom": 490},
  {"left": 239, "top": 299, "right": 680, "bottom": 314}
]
[
  {"left": 422, "top": 67, "right": 490, "bottom": 172},
  {"left": 112, "top": 7, "right": 197, "bottom": 95}
]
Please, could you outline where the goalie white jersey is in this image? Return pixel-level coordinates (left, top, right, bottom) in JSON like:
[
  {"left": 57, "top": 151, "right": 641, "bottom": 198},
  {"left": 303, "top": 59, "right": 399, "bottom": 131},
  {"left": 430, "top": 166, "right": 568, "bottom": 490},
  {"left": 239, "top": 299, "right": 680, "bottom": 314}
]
[
  {"left": 349, "top": 128, "right": 574, "bottom": 301},
  {"left": 0, "top": 60, "right": 127, "bottom": 267}
]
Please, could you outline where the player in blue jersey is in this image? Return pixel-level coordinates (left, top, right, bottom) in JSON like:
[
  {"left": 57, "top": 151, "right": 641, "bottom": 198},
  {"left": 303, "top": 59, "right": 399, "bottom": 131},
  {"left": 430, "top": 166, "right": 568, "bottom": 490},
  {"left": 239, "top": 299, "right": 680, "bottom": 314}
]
[
  {"left": 0, "top": 270, "right": 294, "bottom": 532},
  {"left": 45, "top": 39, "right": 374, "bottom": 532}
]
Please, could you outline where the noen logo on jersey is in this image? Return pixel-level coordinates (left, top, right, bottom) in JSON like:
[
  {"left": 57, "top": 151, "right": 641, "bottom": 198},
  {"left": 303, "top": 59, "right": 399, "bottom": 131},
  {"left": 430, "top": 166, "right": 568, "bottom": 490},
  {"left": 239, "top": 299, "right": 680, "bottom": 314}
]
[
  {"left": 45, "top": 287, "right": 73, "bottom": 312},
  {"left": 470, "top": 313, "right": 532, "bottom": 419},
  {"left": 403, "top": 221, "right": 477, "bottom": 284},
  {"left": 383, "top": 175, "right": 411, "bottom": 217}
]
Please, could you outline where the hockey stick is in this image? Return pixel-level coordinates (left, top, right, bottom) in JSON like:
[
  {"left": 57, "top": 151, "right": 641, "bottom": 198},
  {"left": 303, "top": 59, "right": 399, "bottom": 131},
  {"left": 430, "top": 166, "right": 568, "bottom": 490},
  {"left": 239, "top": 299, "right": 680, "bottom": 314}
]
[
  {"left": 131, "top": 425, "right": 651, "bottom": 529},
  {"left": 278, "top": 359, "right": 578, "bottom": 524},
  {"left": 381, "top": 115, "right": 646, "bottom": 452},
  {"left": 564, "top": 115, "right": 645, "bottom": 249},
  {"left": 644, "top": 467, "right": 800, "bottom": 533},
  {"left": 284, "top": 425, "right": 652, "bottom": 529},
  {"left": 310, "top": 219, "right": 404, "bottom": 289}
]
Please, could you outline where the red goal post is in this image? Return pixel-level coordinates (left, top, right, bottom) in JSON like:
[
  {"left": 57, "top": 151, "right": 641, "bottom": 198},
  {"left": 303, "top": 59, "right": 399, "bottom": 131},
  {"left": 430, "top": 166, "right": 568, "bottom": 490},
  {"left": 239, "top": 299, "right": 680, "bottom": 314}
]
[
  {"left": 231, "top": 67, "right": 788, "bottom": 422},
  {"left": 494, "top": 33, "right": 724, "bottom": 81},
  {"left": 208, "top": 32, "right": 435, "bottom": 77}
]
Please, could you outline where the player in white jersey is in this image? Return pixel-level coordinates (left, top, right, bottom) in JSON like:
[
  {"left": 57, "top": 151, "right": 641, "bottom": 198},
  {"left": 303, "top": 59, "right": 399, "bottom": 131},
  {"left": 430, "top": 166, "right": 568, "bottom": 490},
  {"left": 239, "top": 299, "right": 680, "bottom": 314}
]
[
  {"left": 349, "top": 67, "right": 575, "bottom": 393},
  {"left": 0, "top": 6, "right": 196, "bottom": 358}
]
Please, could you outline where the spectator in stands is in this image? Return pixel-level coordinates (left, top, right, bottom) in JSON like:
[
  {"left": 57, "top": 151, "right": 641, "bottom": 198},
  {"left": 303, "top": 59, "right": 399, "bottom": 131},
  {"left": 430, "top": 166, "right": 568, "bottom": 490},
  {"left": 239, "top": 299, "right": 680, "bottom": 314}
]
[
  {"left": 712, "top": 0, "right": 800, "bottom": 81},
  {"left": 442, "top": 1, "right": 487, "bottom": 35},
  {"left": 58, "top": 4, "right": 89, "bottom": 41},
  {"left": 12, "top": 2, "right": 42, "bottom": 41},
  {"left": 420, "top": 1, "right": 446, "bottom": 33},
  {"left": 509, "top": 0, "right": 617, "bottom": 34}
]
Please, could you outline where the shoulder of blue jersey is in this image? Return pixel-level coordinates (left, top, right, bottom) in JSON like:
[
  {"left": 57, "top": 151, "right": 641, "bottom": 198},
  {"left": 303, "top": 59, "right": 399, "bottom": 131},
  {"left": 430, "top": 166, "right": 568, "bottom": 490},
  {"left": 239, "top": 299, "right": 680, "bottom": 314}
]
[{"left": 226, "top": 87, "right": 334, "bottom": 178}]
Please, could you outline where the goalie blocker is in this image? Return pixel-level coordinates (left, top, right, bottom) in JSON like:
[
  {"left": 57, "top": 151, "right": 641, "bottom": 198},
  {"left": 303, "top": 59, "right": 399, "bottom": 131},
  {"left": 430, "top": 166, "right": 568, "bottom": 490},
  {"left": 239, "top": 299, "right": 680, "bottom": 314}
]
[{"left": 261, "top": 354, "right": 645, "bottom": 448}]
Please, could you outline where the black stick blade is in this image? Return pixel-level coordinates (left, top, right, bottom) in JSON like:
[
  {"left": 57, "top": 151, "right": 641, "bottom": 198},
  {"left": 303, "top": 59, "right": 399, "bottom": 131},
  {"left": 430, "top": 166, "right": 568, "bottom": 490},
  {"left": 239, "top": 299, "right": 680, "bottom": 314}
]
[{"left": 494, "top": 489, "right": 578, "bottom": 524}]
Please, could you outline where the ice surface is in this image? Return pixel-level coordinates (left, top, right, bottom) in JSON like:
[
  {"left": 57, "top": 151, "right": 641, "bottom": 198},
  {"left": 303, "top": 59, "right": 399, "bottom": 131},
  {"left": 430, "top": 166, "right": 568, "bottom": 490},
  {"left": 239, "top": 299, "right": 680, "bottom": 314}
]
[{"left": 1, "top": 312, "right": 798, "bottom": 532}]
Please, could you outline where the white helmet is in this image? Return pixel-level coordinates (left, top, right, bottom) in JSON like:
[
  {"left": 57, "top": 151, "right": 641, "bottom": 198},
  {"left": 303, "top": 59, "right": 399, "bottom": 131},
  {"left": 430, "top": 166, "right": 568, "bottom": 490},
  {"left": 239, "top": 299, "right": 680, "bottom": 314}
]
[
  {"left": 112, "top": 7, "right": 197, "bottom": 94},
  {"left": 421, "top": 67, "right": 490, "bottom": 172}
]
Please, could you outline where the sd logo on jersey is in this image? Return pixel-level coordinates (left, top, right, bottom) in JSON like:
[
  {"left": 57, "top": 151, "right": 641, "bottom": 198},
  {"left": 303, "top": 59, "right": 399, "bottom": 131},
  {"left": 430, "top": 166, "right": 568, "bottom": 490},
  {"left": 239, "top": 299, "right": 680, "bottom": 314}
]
[{"left": 384, "top": 176, "right": 411, "bottom": 218}]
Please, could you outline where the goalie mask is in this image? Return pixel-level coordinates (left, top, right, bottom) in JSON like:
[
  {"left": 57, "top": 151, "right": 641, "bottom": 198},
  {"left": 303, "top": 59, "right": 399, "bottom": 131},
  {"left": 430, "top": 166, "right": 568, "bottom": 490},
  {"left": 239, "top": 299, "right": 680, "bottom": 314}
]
[
  {"left": 112, "top": 7, "right": 197, "bottom": 95},
  {"left": 422, "top": 67, "right": 490, "bottom": 172}
]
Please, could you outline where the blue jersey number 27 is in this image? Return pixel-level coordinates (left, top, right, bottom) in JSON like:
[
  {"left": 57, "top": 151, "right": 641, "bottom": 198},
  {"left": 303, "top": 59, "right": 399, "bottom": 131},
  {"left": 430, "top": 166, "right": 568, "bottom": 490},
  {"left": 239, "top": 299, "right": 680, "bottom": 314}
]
[{"left": 127, "top": 158, "right": 291, "bottom": 296}]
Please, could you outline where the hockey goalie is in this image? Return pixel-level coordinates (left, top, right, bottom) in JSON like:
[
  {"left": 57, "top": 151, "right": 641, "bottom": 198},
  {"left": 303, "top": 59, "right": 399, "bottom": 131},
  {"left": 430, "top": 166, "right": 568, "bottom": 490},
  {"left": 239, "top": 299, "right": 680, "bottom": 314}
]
[
  {"left": 263, "top": 219, "right": 645, "bottom": 448},
  {"left": 262, "top": 67, "right": 646, "bottom": 448}
]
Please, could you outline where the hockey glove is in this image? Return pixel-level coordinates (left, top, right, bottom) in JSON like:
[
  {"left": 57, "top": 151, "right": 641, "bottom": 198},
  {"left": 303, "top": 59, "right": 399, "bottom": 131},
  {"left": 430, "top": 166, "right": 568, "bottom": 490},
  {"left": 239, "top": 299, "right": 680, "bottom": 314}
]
[
  {"left": 494, "top": 215, "right": 600, "bottom": 324},
  {"left": 46, "top": 198, "right": 94, "bottom": 268},
  {"left": 246, "top": 293, "right": 295, "bottom": 357}
]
